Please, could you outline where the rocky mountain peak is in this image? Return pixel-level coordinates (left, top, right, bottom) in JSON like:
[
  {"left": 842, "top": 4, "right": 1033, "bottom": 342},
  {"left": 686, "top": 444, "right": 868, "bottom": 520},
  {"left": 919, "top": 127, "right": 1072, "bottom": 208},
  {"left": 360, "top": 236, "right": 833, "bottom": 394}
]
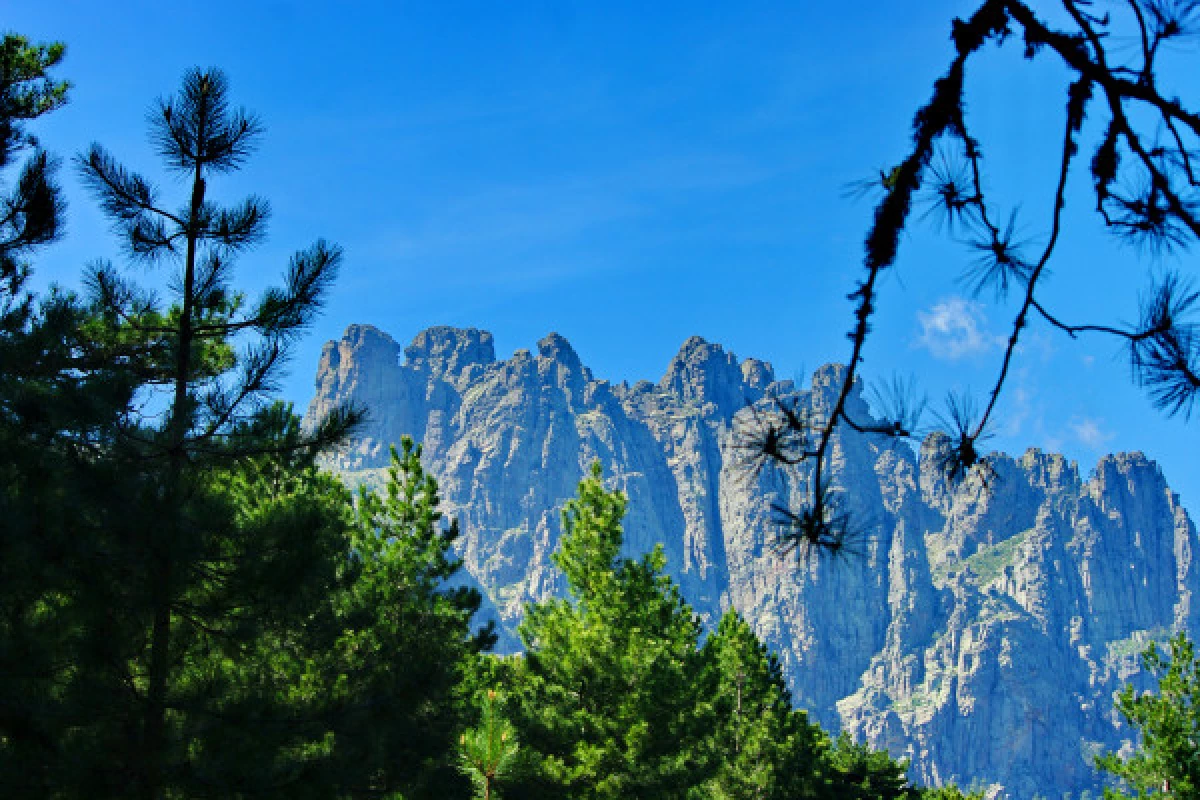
[
  {"left": 811, "top": 362, "right": 849, "bottom": 390},
  {"left": 659, "top": 335, "right": 754, "bottom": 415},
  {"left": 404, "top": 325, "right": 495, "bottom": 379},
  {"left": 802, "top": 362, "right": 876, "bottom": 428},
  {"left": 340, "top": 323, "right": 402, "bottom": 361},
  {"left": 740, "top": 357, "right": 774, "bottom": 390},
  {"left": 537, "top": 332, "right": 582, "bottom": 371},
  {"left": 307, "top": 325, "right": 402, "bottom": 441}
]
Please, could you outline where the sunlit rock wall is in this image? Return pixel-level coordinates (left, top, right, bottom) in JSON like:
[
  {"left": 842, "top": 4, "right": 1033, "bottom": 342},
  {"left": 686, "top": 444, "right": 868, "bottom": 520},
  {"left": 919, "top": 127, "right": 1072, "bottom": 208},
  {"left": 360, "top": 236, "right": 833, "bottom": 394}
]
[{"left": 305, "top": 324, "right": 1198, "bottom": 798}]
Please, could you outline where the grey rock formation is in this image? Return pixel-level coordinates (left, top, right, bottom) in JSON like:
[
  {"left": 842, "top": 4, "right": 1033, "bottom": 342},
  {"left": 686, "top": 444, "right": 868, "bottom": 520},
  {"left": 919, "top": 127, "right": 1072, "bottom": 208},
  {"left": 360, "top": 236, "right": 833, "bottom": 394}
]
[{"left": 304, "top": 324, "right": 1198, "bottom": 798}]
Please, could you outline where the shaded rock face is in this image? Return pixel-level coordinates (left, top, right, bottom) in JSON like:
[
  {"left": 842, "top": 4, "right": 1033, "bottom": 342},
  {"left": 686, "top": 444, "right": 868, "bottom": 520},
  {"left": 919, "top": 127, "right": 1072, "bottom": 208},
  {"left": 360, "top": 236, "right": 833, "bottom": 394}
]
[{"left": 304, "top": 325, "right": 1199, "bottom": 799}]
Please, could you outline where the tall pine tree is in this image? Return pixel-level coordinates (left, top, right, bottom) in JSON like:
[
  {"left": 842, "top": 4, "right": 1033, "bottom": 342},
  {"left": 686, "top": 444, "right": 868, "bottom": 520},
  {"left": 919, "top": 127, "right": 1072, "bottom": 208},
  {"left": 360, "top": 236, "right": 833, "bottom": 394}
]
[
  {"left": 0, "top": 34, "right": 145, "bottom": 797},
  {"left": 703, "top": 610, "right": 831, "bottom": 799},
  {"left": 70, "top": 67, "right": 355, "bottom": 798},
  {"left": 3, "top": 60, "right": 498, "bottom": 799},
  {"left": 312, "top": 437, "right": 495, "bottom": 797},
  {"left": 507, "top": 463, "right": 716, "bottom": 799}
]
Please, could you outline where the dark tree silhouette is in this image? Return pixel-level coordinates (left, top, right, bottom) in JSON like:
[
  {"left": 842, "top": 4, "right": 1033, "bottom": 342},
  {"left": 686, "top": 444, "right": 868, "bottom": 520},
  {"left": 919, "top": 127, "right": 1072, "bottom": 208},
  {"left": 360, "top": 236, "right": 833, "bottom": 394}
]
[
  {"left": 0, "top": 34, "right": 67, "bottom": 330},
  {"left": 75, "top": 67, "right": 357, "bottom": 798},
  {"left": 739, "top": 0, "right": 1200, "bottom": 556}
]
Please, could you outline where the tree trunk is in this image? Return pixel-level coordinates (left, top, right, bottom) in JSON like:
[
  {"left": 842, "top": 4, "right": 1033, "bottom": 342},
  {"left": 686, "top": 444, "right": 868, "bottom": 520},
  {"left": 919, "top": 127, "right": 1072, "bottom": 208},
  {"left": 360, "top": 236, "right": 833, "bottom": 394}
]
[{"left": 141, "top": 140, "right": 205, "bottom": 799}]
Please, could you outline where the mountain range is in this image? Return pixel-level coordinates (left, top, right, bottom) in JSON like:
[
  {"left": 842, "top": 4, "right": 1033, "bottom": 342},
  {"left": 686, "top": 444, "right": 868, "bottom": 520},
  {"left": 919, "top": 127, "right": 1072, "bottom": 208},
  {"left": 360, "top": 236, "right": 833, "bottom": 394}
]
[{"left": 303, "top": 323, "right": 1199, "bottom": 798}]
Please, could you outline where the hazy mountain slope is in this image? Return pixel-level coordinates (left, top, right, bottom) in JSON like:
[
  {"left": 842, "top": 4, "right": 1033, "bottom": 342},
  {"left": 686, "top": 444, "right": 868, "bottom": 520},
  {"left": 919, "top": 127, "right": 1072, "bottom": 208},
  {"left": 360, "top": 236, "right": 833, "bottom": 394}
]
[{"left": 305, "top": 324, "right": 1198, "bottom": 798}]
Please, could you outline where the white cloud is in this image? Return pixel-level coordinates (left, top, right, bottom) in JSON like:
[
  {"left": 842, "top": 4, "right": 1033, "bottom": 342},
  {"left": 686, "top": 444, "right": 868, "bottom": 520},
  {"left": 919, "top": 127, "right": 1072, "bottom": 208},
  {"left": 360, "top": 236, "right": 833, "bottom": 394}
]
[
  {"left": 915, "top": 297, "right": 1000, "bottom": 360},
  {"left": 1070, "top": 417, "right": 1115, "bottom": 450}
]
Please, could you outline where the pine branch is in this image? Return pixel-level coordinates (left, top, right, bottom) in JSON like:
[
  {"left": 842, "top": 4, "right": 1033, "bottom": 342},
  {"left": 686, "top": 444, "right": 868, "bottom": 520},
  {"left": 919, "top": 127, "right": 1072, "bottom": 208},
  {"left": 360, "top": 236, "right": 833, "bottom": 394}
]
[{"left": 737, "top": 0, "right": 1200, "bottom": 561}]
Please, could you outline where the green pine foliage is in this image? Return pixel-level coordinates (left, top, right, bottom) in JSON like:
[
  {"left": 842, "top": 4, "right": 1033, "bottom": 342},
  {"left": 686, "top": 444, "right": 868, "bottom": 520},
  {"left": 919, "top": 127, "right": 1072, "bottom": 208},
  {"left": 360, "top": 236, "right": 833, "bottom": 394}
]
[
  {"left": 66, "top": 66, "right": 357, "bottom": 799},
  {"left": 0, "top": 400, "right": 356, "bottom": 796},
  {"left": 0, "top": 33, "right": 148, "bottom": 797},
  {"left": 507, "top": 462, "right": 717, "bottom": 799},
  {"left": 310, "top": 436, "right": 494, "bottom": 797},
  {"left": 459, "top": 688, "right": 521, "bottom": 800},
  {"left": 703, "top": 610, "right": 830, "bottom": 799},
  {"left": 0, "top": 32, "right": 67, "bottom": 283},
  {"left": 820, "top": 734, "right": 983, "bottom": 800},
  {"left": 0, "top": 59, "right": 493, "bottom": 799},
  {"left": 153, "top": 427, "right": 356, "bottom": 795},
  {"left": 825, "top": 732, "right": 914, "bottom": 800},
  {"left": 1097, "top": 631, "right": 1200, "bottom": 799}
]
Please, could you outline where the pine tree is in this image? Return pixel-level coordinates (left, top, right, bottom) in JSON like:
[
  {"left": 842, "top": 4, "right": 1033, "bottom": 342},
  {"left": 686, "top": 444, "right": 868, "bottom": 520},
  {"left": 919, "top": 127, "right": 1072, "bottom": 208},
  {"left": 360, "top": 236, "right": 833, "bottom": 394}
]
[
  {"left": 2, "top": 59, "right": 500, "bottom": 799},
  {"left": 67, "top": 67, "right": 356, "bottom": 798},
  {"left": 1097, "top": 631, "right": 1200, "bottom": 799},
  {"left": 703, "top": 611, "right": 830, "bottom": 799},
  {"left": 0, "top": 33, "right": 143, "bottom": 796},
  {"left": 825, "top": 733, "right": 913, "bottom": 800},
  {"left": 507, "top": 463, "right": 717, "bottom": 799},
  {"left": 0, "top": 33, "right": 67, "bottom": 295},
  {"left": 306, "top": 436, "right": 495, "bottom": 798},
  {"left": 459, "top": 688, "right": 521, "bottom": 800},
  {"left": 154, "top": 418, "right": 357, "bottom": 795}
]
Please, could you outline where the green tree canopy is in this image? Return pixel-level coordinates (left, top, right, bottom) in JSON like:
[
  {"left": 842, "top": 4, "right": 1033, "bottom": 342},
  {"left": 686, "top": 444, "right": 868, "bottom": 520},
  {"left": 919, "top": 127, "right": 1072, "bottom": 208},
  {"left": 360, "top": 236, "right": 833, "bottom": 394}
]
[
  {"left": 1098, "top": 631, "right": 1200, "bottom": 799},
  {"left": 507, "top": 462, "right": 717, "bottom": 799},
  {"left": 825, "top": 732, "right": 915, "bottom": 800},
  {"left": 309, "top": 437, "right": 495, "bottom": 797},
  {"left": 67, "top": 65, "right": 357, "bottom": 798},
  {"left": 703, "top": 610, "right": 830, "bottom": 799}
]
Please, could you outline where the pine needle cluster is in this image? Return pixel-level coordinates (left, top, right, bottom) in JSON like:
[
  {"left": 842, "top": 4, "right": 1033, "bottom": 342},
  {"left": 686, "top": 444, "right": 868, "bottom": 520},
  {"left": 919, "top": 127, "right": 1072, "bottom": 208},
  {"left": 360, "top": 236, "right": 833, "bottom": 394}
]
[{"left": 735, "top": 0, "right": 1200, "bottom": 556}]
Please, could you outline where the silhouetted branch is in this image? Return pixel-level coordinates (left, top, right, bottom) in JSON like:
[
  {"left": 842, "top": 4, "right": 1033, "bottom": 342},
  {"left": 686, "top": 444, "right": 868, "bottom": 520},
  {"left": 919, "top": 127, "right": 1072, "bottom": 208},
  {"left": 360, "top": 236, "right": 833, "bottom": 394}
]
[{"left": 737, "top": 0, "right": 1200, "bottom": 560}]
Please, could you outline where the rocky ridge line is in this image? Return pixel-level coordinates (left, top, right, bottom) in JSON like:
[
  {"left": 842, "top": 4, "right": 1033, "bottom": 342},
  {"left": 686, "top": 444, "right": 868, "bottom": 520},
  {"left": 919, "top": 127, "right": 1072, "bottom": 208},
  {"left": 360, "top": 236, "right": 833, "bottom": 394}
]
[{"left": 304, "top": 324, "right": 1199, "bottom": 798}]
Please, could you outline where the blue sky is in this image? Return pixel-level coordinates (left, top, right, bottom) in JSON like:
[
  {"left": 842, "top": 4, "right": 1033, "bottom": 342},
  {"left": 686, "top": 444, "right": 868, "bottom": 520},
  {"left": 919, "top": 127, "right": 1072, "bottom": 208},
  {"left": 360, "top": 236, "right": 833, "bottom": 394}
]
[{"left": 15, "top": 1, "right": 1198, "bottom": 518}]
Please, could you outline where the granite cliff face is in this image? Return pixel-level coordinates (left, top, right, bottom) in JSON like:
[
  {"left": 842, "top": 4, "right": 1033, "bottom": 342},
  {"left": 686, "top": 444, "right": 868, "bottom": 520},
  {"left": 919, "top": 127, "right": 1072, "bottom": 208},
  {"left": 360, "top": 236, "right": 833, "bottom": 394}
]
[{"left": 305, "top": 324, "right": 1199, "bottom": 798}]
